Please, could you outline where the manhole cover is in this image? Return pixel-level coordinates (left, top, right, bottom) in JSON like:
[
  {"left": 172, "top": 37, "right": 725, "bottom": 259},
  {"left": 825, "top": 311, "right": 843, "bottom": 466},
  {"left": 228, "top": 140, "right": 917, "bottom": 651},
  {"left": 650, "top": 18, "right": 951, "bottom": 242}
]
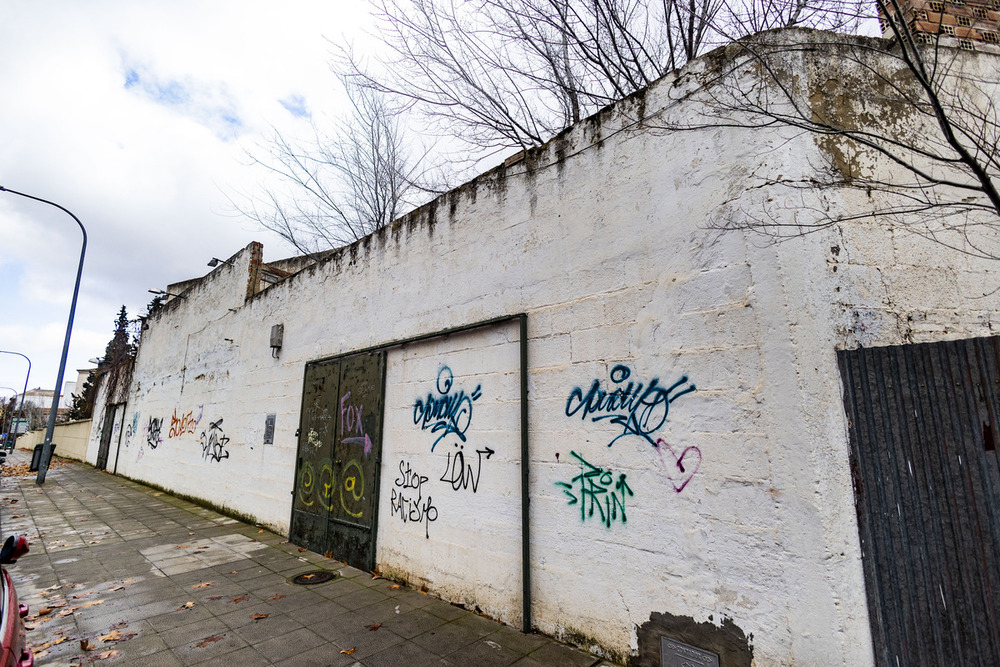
[{"left": 292, "top": 570, "right": 337, "bottom": 585}]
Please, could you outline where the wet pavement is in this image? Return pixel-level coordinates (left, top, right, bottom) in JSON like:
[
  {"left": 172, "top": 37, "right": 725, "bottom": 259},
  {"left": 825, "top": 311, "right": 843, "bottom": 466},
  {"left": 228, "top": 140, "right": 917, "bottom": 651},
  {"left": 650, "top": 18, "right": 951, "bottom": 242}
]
[{"left": 0, "top": 450, "right": 614, "bottom": 666}]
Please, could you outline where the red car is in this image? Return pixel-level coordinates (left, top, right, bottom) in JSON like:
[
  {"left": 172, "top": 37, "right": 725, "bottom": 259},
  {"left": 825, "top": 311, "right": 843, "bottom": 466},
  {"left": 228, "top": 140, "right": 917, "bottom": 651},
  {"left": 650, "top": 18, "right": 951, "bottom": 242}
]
[{"left": 0, "top": 535, "right": 31, "bottom": 667}]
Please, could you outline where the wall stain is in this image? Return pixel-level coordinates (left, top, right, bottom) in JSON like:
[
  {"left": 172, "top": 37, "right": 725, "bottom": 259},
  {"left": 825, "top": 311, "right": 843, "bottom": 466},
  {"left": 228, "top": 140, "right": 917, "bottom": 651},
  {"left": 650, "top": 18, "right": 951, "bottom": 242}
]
[{"left": 633, "top": 612, "right": 752, "bottom": 667}]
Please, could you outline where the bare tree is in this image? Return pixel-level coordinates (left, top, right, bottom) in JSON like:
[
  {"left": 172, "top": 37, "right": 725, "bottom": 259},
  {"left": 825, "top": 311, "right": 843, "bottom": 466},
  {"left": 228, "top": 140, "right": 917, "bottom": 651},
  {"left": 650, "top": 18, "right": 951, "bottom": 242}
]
[
  {"left": 665, "top": 2, "right": 1000, "bottom": 259},
  {"left": 237, "top": 83, "right": 435, "bottom": 254},
  {"left": 337, "top": 0, "right": 868, "bottom": 152}
]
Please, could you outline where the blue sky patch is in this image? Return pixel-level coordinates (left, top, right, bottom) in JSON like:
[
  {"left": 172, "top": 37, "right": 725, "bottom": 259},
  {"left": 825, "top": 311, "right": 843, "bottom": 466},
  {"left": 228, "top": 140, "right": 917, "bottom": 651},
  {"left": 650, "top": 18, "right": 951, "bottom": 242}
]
[{"left": 279, "top": 95, "right": 310, "bottom": 119}]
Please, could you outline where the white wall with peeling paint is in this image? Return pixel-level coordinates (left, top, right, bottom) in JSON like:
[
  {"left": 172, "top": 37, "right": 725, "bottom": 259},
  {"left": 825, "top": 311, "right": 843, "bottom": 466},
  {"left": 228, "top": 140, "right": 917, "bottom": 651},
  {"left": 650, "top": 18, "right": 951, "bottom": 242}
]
[{"left": 93, "top": 29, "right": 1000, "bottom": 666}]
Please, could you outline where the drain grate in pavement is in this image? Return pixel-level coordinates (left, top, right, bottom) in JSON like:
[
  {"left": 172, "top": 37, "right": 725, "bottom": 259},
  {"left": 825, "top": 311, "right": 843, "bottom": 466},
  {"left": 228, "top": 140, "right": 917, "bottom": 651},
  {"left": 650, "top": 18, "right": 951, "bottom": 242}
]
[{"left": 292, "top": 570, "right": 337, "bottom": 585}]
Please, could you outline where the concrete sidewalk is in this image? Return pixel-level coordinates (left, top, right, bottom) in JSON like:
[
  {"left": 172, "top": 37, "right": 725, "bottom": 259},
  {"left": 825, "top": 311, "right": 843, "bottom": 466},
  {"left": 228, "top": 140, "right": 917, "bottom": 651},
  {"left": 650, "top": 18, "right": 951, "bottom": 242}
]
[{"left": 0, "top": 451, "right": 613, "bottom": 666}]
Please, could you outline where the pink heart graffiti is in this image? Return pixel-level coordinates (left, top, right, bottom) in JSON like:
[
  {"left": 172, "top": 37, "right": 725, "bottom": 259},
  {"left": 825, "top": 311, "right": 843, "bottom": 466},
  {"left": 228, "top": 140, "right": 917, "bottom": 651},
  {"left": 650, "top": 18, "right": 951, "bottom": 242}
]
[{"left": 656, "top": 438, "right": 701, "bottom": 492}]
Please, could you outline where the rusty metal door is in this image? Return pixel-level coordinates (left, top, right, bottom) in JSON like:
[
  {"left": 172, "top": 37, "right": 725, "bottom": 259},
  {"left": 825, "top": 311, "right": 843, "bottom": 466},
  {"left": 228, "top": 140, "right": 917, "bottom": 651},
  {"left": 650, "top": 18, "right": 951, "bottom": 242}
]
[
  {"left": 290, "top": 351, "right": 385, "bottom": 571},
  {"left": 839, "top": 337, "right": 1000, "bottom": 666}
]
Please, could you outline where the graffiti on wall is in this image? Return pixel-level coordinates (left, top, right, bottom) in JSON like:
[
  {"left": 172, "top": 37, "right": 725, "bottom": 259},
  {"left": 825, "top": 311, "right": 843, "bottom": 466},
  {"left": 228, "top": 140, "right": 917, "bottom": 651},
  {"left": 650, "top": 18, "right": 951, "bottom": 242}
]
[
  {"left": 297, "top": 458, "right": 368, "bottom": 518},
  {"left": 555, "top": 451, "right": 634, "bottom": 528},
  {"left": 199, "top": 418, "right": 230, "bottom": 462},
  {"left": 413, "top": 366, "right": 482, "bottom": 451},
  {"left": 123, "top": 412, "right": 139, "bottom": 449},
  {"left": 655, "top": 438, "right": 701, "bottom": 493},
  {"left": 168, "top": 406, "right": 202, "bottom": 439},
  {"left": 565, "top": 364, "right": 695, "bottom": 448},
  {"left": 339, "top": 391, "right": 373, "bottom": 456},
  {"left": 390, "top": 459, "right": 438, "bottom": 538},
  {"left": 440, "top": 443, "right": 495, "bottom": 493},
  {"left": 146, "top": 417, "right": 163, "bottom": 449}
]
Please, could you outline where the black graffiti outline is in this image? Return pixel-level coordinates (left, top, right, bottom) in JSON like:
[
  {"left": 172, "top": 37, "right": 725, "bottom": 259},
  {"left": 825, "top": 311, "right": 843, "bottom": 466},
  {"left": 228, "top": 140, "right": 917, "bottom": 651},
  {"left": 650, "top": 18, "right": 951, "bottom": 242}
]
[
  {"left": 146, "top": 417, "right": 163, "bottom": 449},
  {"left": 391, "top": 459, "right": 437, "bottom": 538},
  {"left": 440, "top": 444, "right": 495, "bottom": 493},
  {"left": 199, "top": 418, "right": 230, "bottom": 462}
]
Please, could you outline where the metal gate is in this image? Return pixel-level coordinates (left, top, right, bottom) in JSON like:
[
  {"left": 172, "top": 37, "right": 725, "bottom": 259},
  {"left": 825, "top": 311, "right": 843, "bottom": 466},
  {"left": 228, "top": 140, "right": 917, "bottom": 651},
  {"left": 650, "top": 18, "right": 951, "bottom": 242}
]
[
  {"left": 290, "top": 350, "right": 386, "bottom": 571},
  {"left": 839, "top": 337, "right": 1000, "bottom": 666},
  {"left": 95, "top": 404, "right": 120, "bottom": 470}
]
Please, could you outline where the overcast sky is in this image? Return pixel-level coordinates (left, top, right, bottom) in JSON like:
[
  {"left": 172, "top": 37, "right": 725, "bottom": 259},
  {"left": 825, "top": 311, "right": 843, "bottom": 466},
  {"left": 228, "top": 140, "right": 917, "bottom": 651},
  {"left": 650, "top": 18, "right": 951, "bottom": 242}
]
[{"left": 0, "top": 1, "right": 373, "bottom": 401}]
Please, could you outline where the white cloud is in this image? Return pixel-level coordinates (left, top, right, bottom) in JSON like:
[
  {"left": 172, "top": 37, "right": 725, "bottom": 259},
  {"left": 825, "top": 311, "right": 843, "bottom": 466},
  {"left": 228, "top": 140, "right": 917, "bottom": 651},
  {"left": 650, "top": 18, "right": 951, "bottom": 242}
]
[{"left": 0, "top": 0, "right": 372, "bottom": 393}]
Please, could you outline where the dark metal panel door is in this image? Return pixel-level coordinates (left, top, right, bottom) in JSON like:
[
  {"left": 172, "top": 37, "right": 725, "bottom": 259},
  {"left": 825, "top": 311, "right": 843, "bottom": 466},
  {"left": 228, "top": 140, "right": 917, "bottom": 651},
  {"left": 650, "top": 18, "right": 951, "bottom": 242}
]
[
  {"left": 290, "top": 351, "right": 385, "bottom": 571},
  {"left": 290, "top": 359, "right": 340, "bottom": 555},
  {"left": 95, "top": 404, "right": 118, "bottom": 470},
  {"left": 326, "top": 351, "right": 385, "bottom": 571},
  {"left": 839, "top": 337, "right": 1000, "bottom": 666}
]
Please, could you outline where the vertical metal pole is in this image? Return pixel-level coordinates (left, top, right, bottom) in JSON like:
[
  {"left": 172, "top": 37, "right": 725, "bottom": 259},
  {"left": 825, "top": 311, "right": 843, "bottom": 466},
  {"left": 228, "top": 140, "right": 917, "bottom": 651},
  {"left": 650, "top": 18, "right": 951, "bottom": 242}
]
[
  {"left": 0, "top": 187, "right": 87, "bottom": 484},
  {"left": 519, "top": 313, "right": 531, "bottom": 633},
  {"left": 0, "top": 351, "right": 31, "bottom": 450}
]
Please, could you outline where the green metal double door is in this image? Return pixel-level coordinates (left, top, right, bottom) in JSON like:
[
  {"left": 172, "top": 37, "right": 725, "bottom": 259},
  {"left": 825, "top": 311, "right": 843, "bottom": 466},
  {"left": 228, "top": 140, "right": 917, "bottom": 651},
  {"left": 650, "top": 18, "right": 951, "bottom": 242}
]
[{"left": 290, "top": 351, "right": 386, "bottom": 571}]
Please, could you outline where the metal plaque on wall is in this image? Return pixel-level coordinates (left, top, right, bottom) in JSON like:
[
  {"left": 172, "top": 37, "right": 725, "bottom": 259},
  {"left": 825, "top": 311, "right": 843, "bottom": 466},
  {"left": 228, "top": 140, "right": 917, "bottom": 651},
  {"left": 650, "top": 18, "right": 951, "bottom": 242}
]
[
  {"left": 660, "top": 636, "right": 719, "bottom": 667},
  {"left": 264, "top": 414, "right": 276, "bottom": 444}
]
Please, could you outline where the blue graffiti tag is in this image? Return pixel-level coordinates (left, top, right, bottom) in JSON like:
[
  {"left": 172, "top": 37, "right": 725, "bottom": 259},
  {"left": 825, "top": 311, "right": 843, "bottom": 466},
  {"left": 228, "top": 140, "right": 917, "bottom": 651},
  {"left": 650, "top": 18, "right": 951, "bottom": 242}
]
[
  {"left": 413, "top": 366, "right": 482, "bottom": 451},
  {"left": 565, "top": 364, "right": 695, "bottom": 447},
  {"left": 555, "top": 451, "right": 634, "bottom": 528}
]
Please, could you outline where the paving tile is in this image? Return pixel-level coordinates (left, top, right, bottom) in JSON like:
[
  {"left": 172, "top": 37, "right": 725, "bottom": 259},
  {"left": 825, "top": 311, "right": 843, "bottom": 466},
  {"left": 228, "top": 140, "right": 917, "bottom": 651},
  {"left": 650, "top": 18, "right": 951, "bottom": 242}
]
[
  {"left": 272, "top": 641, "right": 358, "bottom": 667},
  {"left": 447, "top": 635, "right": 524, "bottom": 666},
  {"left": 233, "top": 612, "right": 306, "bottom": 644},
  {"left": 364, "top": 639, "right": 456, "bottom": 667},
  {"left": 331, "top": 625, "right": 405, "bottom": 660},
  {"left": 524, "top": 641, "right": 601, "bottom": 667},
  {"left": 411, "top": 621, "right": 484, "bottom": 656},
  {"left": 253, "top": 625, "right": 327, "bottom": 662}
]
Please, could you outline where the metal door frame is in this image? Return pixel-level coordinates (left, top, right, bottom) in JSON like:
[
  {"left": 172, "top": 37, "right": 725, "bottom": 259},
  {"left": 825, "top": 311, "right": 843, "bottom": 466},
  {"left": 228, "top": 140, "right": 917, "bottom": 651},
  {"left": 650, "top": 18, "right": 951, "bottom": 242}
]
[{"left": 289, "top": 313, "right": 534, "bottom": 631}]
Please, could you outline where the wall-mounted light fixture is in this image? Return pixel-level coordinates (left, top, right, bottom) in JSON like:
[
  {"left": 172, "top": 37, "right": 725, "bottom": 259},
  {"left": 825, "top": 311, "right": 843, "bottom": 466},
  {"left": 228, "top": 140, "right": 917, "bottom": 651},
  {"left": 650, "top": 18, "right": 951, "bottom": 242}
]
[
  {"left": 208, "top": 257, "right": 234, "bottom": 268},
  {"left": 148, "top": 289, "right": 186, "bottom": 299},
  {"left": 270, "top": 324, "right": 284, "bottom": 358}
]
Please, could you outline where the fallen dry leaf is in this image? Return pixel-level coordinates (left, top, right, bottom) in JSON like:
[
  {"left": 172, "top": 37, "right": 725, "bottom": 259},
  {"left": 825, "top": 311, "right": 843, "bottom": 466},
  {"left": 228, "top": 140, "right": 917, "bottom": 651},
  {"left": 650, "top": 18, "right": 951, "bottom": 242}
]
[
  {"left": 11, "top": 515, "right": 21, "bottom": 519},
  {"left": 229, "top": 596, "right": 249, "bottom": 604},
  {"left": 79, "top": 600, "right": 105, "bottom": 609},
  {"left": 35, "top": 636, "right": 68, "bottom": 650},
  {"left": 90, "top": 649, "right": 121, "bottom": 661},
  {"left": 298, "top": 547, "right": 307, "bottom": 552},
  {"left": 98, "top": 629, "right": 135, "bottom": 643},
  {"left": 177, "top": 601, "right": 195, "bottom": 610},
  {"left": 340, "top": 648, "right": 356, "bottom": 655},
  {"left": 207, "top": 596, "right": 224, "bottom": 601},
  {"left": 365, "top": 622, "right": 382, "bottom": 632},
  {"left": 37, "top": 608, "right": 53, "bottom": 616},
  {"left": 389, "top": 584, "right": 401, "bottom": 590},
  {"left": 194, "top": 635, "right": 224, "bottom": 648},
  {"left": 324, "top": 550, "right": 333, "bottom": 559},
  {"left": 191, "top": 582, "right": 213, "bottom": 589},
  {"left": 80, "top": 639, "right": 94, "bottom": 651},
  {"left": 257, "top": 529, "right": 265, "bottom": 533},
  {"left": 175, "top": 544, "right": 189, "bottom": 549},
  {"left": 108, "top": 585, "right": 126, "bottom": 592},
  {"left": 250, "top": 613, "right": 269, "bottom": 621},
  {"left": 267, "top": 595, "right": 286, "bottom": 601}
]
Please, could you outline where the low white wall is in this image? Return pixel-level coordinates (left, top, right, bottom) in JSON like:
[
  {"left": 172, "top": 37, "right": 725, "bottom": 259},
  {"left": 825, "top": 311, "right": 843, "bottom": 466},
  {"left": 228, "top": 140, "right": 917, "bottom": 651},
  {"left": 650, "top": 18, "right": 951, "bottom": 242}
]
[{"left": 16, "top": 420, "right": 92, "bottom": 461}]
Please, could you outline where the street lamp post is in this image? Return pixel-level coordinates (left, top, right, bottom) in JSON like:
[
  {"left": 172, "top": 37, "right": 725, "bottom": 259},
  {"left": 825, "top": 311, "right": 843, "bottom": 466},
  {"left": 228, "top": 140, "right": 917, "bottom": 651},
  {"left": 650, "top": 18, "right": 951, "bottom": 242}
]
[
  {"left": 0, "top": 186, "right": 86, "bottom": 484},
  {"left": 0, "top": 351, "right": 31, "bottom": 450}
]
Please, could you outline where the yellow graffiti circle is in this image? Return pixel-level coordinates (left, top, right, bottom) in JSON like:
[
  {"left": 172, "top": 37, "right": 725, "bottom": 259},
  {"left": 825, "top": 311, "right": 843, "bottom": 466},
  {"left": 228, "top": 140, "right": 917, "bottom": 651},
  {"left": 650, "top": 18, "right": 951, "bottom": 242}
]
[
  {"left": 298, "top": 462, "right": 315, "bottom": 507},
  {"left": 340, "top": 459, "right": 364, "bottom": 518},
  {"left": 319, "top": 463, "right": 335, "bottom": 511}
]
